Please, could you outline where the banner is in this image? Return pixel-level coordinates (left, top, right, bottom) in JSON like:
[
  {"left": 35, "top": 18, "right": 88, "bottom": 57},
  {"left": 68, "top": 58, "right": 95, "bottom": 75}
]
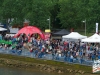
[
  {"left": 45, "top": 29, "right": 51, "bottom": 40},
  {"left": 92, "top": 60, "right": 100, "bottom": 73},
  {"left": 96, "top": 23, "right": 98, "bottom": 33},
  {"left": 45, "top": 33, "right": 51, "bottom": 40}
]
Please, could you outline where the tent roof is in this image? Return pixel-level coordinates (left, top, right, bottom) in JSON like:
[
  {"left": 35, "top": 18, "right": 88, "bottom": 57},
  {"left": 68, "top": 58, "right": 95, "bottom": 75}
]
[
  {"left": 14, "top": 26, "right": 45, "bottom": 39},
  {"left": 9, "top": 27, "right": 19, "bottom": 33},
  {"left": 62, "top": 32, "right": 87, "bottom": 39},
  {"left": 0, "top": 27, "right": 7, "bottom": 31},
  {"left": 81, "top": 33, "right": 100, "bottom": 42},
  {"left": 53, "top": 29, "right": 70, "bottom": 35}
]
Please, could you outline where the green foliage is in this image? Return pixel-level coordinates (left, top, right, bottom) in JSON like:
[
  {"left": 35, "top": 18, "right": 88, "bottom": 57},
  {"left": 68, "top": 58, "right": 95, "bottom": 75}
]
[
  {"left": 0, "top": 0, "right": 100, "bottom": 32},
  {"left": 58, "top": 0, "right": 82, "bottom": 29},
  {"left": 22, "top": 0, "right": 52, "bottom": 29},
  {"left": 0, "top": 0, "right": 53, "bottom": 29},
  {"left": 58, "top": 0, "right": 100, "bottom": 32}
]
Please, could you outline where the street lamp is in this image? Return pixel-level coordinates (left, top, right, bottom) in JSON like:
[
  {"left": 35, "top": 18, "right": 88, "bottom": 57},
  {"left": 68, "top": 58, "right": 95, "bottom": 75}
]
[
  {"left": 47, "top": 17, "right": 50, "bottom": 30},
  {"left": 82, "top": 19, "right": 86, "bottom": 36}
]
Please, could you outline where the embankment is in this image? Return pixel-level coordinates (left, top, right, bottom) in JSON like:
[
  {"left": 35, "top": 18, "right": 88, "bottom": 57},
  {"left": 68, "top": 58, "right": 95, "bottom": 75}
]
[{"left": 0, "top": 53, "right": 97, "bottom": 75}]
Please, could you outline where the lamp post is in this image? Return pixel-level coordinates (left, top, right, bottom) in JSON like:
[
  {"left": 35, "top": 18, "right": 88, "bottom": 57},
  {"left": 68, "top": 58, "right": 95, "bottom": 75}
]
[
  {"left": 47, "top": 17, "right": 50, "bottom": 30},
  {"left": 96, "top": 23, "right": 98, "bottom": 34},
  {"left": 82, "top": 19, "right": 86, "bottom": 35}
]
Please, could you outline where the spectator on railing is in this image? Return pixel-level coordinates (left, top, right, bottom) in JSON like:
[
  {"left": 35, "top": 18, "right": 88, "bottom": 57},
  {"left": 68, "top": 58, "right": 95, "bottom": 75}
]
[
  {"left": 0, "top": 34, "right": 2, "bottom": 40},
  {"left": 51, "top": 49, "right": 55, "bottom": 60},
  {"left": 80, "top": 56, "right": 84, "bottom": 64},
  {"left": 98, "top": 54, "right": 100, "bottom": 59},
  {"left": 91, "top": 53, "right": 96, "bottom": 61},
  {"left": 70, "top": 54, "right": 74, "bottom": 62}
]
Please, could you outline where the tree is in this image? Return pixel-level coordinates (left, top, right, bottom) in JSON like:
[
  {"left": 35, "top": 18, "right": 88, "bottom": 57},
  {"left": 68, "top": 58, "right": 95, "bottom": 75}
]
[
  {"left": 0, "top": 0, "right": 26, "bottom": 27},
  {"left": 22, "top": 0, "right": 53, "bottom": 30},
  {"left": 58, "top": 0, "right": 100, "bottom": 32},
  {"left": 58, "top": 0, "right": 85, "bottom": 29}
]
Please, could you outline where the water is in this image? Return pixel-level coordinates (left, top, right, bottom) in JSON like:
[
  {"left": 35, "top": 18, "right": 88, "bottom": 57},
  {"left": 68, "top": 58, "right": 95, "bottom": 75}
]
[{"left": 0, "top": 66, "right": 66, "bottom": 75}]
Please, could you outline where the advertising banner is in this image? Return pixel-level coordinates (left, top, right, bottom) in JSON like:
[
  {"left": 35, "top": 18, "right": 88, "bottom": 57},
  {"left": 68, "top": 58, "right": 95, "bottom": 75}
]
[
  {"left": 45, "top": 29, "right": 51, "bottom": 40},
  {"left": 92, "top": 60, "right": 100, "bottom": 73}
]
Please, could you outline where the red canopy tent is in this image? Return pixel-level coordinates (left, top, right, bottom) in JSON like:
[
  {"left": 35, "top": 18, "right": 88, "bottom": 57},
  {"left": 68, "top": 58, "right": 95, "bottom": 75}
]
[{"left": 14, "top": 26, "right": 45, "bottom": 39}]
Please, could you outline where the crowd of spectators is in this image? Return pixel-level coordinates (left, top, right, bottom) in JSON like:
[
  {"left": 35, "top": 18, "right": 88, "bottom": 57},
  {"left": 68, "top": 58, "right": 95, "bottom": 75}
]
[{"left": 0, "top": 33, "right": 100, "bottom": 65}]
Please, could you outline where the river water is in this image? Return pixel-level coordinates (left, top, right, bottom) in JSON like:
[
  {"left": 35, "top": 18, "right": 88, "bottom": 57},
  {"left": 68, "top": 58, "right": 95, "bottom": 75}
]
[{"left": 0, "top": 66, "right": 67, "bottom": 75}]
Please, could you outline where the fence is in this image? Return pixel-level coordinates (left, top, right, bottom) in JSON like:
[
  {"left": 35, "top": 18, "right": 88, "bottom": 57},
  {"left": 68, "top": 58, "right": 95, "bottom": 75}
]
[{"left": 0, "top": 47, "right": 93, "bottom": 66}]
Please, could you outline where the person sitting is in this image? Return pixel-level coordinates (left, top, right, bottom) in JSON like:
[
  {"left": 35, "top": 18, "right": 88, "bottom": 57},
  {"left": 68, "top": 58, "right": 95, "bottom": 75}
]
[{"left": 70, "top": 55, "right": 73, "bottom": 62}]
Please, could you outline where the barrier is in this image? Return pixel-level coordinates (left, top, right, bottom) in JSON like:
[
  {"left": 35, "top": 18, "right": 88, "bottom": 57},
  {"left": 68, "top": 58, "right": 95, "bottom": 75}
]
[
  {"left": 0, "top": 40, "right": 12, "bottom": 45},
  {"left": 0, "top": 47, "right": 93, "bottom": 66}
]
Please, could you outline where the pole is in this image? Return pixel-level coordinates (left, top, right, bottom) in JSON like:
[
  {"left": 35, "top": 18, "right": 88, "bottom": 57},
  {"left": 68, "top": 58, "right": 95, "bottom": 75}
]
[
  {"left": 96, "top": 23, "right": 98, "bottom": 34},
  {"left": 85, "top": 19, "right": 86, "bottom": 36},
  {"left": 47, "top": 17, "right": 50, "bottom": 30},
  {"left": 49, "top": 17, "right": 50, "bottom": 30}
]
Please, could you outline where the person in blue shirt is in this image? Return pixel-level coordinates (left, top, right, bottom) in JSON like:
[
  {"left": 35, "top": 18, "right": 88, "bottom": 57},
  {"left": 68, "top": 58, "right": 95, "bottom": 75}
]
[
  {"left": 91, "top": 53, "right": 95, "bottom": 61},
  {"left": 0, "top": 34, "right": 2, "bottom": 40},
  {"left": 98, "top": 54, "right": 100, "bottom": 59},
  {"left": 80, "top": 56, "right": 84, "bottom": 64},
  {"left": 79, "top": 51, "right": 83, "bottom": 57}
]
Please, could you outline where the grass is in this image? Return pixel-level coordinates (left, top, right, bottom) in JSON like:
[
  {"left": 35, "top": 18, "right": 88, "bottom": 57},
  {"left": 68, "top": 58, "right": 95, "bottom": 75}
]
[{"left": 0, "top": 53, "right": 100, "bottom": 75}]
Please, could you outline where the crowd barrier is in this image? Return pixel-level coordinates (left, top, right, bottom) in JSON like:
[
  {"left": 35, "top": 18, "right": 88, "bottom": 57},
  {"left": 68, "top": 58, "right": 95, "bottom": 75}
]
[
  {"left": 0, "top": 40, "right": 12, "bottom": 45},
  {"left": 0, "top": 47, "right": 93, "bottom": 66}
]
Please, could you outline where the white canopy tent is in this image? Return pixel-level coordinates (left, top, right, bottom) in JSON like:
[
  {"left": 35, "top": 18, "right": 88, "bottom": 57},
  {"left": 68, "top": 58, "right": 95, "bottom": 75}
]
[
  {"left": 62, "top": 32, "right": 87, "bottom": 42},
  {"left": 0, "top": 27, "right": 7, "bottom": 31},
  {"left": 6, "top": 34, "right": 15, "bottom": 37},
  {"left": 81, "top": 33, "right": 100, "bottom": 43},
  {"left": 9, "top": 28, "right": 18, "bottom": 33},
  {"left": 62, "top": 32, "right": 87, "bottom": 39}
]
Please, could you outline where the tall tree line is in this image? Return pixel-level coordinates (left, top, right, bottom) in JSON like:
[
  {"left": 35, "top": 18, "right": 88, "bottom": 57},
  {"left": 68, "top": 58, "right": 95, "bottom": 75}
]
[{"left": 0, "top": 0, "right": 100, "bottom": 32}]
